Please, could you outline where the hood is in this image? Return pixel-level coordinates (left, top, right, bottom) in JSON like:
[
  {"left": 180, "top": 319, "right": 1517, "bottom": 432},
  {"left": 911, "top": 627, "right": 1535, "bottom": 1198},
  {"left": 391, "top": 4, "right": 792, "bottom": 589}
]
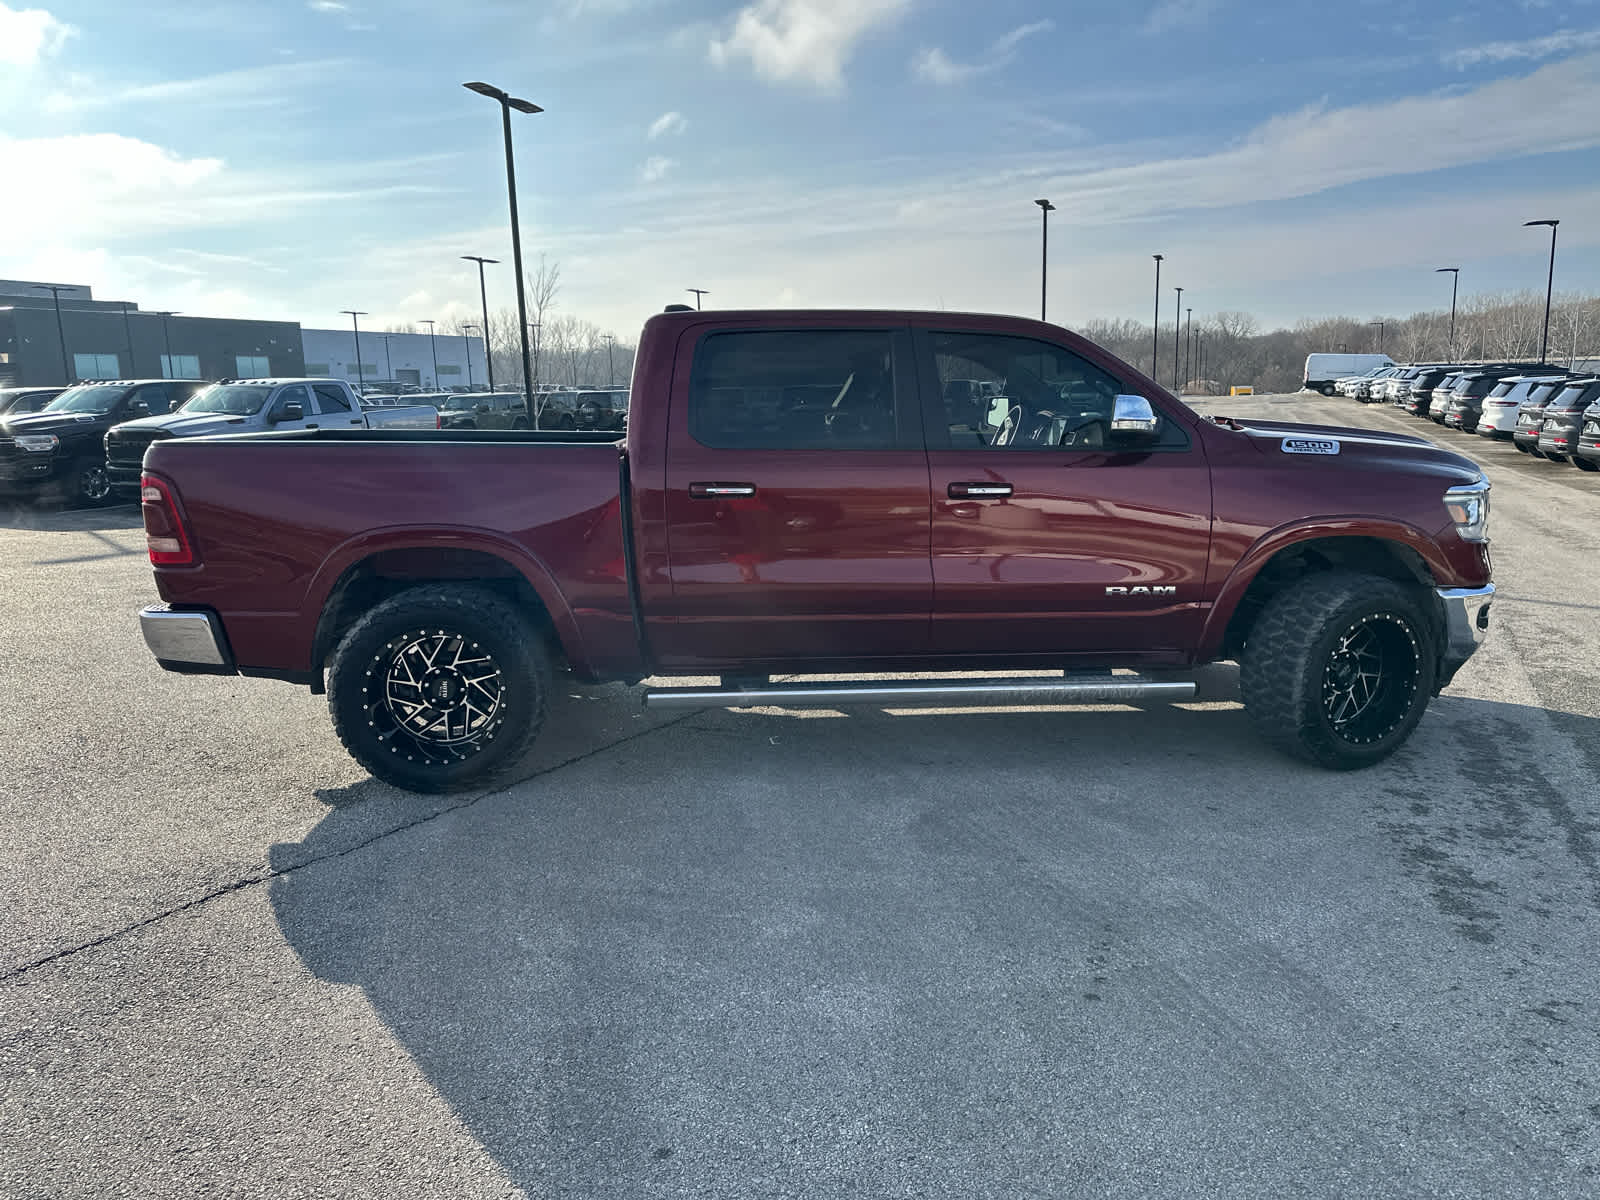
[
  {"left": 1, "top": 409, "right": 116, "bottom": 438},
  {"left": 1215, "top": 417, "right": 1483, "bottom": 485},
  {"left": 111, "top": 411, "right": 253, "bottom": 438}
]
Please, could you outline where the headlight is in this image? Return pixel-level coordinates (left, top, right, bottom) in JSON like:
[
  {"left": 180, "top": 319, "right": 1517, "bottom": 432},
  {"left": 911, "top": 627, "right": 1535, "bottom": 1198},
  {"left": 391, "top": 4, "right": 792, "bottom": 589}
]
[
  {"left": 13, "top": 434, "right": 58, "bottom": 453},
  {"left": 1444, "top": 478, "right": 1490, "bottom": 542}
]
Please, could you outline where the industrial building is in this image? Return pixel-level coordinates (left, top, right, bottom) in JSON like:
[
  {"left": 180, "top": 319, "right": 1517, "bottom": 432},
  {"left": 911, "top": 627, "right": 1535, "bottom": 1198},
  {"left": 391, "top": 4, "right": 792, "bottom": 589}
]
[
  {"left": 301, "top": 326, "right": 487, "bottom": 391},
  {"left": 0, "top": 279, "right": 303, "bottom": 387}
]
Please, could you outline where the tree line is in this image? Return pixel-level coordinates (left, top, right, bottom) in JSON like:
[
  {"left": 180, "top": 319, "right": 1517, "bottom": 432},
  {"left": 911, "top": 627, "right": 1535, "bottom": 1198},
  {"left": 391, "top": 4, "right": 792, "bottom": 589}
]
[
  {"left": 389, "top": 265, "right": 1598, "bottom": 396},
  {"left": 1081, "top": 290, "right": 1600, "bottom": 394}
]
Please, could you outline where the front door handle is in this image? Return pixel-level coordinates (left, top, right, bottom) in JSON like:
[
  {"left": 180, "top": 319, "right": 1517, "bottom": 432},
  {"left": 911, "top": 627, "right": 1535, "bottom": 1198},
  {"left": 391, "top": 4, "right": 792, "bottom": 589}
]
[
  {"left": 689, "top": 482, "right": 756, "bottom": 498},
  {"left": 948, "top": 482, "right": 1012, "bottom": 499}
]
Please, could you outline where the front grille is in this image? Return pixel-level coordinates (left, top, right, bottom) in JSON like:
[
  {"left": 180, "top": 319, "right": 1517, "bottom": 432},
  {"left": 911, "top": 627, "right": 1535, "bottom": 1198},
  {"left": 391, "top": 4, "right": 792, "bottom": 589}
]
[{"left": 106, "top": 428, "right": 168, "bottom": 469}]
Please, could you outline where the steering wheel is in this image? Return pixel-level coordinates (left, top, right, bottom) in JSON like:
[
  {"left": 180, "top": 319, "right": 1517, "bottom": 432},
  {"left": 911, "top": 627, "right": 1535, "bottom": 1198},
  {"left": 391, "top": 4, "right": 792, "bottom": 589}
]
[{"left": 993, "top": 404, "right": 1024, "bottom": 446}]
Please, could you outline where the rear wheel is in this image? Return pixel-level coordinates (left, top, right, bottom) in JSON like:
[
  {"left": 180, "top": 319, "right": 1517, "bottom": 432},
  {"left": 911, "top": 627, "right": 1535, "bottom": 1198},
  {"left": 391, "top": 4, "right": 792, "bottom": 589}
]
[
  {"left": 558, "top": 414, "right": 575, "bottom": 430},
  {"left": 1544, "top": 451, "right": 1567, "bottom": 463},
  {"left": 1319, "top": 384, "right": 1336, "bottom": 397},
  {"left": 1574, "top": 456, "right": 1598, "bottom": 472},
  {"left": 1240, "top": 571, "right": 1436, "bottom": 770},
  {"left": 327, "top": 585, "right": 551, "bottom": 793}
]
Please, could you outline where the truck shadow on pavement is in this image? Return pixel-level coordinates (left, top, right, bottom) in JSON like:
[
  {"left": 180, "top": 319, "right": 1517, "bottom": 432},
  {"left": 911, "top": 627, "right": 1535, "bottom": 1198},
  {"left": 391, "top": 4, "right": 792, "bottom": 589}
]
[
  {"left": 266, "top": 683, "right": 1600, "bottom": 1194},
  {"left": 0, "top": 502, "right": 142, "bottom": 532}
]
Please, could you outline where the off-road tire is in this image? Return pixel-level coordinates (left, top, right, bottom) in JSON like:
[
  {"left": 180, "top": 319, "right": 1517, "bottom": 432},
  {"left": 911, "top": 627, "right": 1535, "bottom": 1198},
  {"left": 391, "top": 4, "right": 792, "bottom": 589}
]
[
  {"left": 1240, "top": 571, "right": 1437, "bottom": 770},
  {"left": 327, "top": 584, "right": 551, "bottom": 792}
]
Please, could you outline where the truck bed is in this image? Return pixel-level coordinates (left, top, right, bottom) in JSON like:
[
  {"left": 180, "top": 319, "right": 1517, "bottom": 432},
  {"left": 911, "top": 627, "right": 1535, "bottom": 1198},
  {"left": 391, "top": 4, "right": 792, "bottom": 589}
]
[{"left": 143, "top": 430, "right": 638, "bottom": 681}]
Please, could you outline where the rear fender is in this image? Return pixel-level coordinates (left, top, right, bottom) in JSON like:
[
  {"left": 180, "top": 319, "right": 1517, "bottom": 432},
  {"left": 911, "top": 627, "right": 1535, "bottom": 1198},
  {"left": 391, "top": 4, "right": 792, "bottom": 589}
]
[{"left": 302, "top": 526, "right": 590, "bottom": 675}]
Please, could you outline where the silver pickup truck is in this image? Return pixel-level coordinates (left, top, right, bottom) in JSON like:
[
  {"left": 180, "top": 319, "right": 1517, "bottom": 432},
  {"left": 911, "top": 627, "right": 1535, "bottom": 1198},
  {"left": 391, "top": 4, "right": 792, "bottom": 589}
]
[{"left": 105, "top": 377, "right": 437, "bottom": 498}]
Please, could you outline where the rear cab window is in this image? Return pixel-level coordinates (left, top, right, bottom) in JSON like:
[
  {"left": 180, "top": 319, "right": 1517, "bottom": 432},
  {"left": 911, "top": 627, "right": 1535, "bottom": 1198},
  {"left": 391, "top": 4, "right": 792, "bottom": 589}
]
[{"left": 313, "top": 384, "right": 353, "bottom": 414}]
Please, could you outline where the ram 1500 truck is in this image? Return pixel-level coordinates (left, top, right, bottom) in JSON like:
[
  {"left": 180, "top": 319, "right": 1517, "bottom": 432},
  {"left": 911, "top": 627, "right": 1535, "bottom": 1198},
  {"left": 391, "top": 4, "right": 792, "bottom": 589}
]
[
  {"left": 2, "top": 379, "right": 209, "bottom": 506},
  {"left": 105, "top": 377, "right": 437, "bottom": 499},
  {"left": 136, "top": 308, "right": 1494, "bottom": 792}
]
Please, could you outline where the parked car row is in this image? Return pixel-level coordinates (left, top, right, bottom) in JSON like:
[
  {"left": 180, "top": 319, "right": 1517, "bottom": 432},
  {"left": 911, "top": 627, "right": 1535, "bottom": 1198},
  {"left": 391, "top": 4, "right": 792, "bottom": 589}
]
[
  {"left": 1330, "top": 361, "right": 1600, "bottom": 473},
  {"left": 1, "top": 377, "right": 446, "bottom": 508}
]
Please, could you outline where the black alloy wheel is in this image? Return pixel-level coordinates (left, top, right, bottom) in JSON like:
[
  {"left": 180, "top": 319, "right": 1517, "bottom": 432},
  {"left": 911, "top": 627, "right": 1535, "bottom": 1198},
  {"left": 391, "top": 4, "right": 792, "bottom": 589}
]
[
  {"left": 327, "top": 585, "right": 551, "bottom": 792},
  {"left": 72, "top": 460, "right": 113, "bottom": 507},
  {"left": 1240, "top": 571, "right": 1436, "bottom": 769}
]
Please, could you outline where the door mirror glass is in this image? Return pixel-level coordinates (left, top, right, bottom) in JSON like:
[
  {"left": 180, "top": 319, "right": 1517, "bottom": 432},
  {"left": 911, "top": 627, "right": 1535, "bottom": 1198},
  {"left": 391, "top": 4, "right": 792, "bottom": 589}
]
[{"left": 1109, "top": 394, "right": 1160, "bottom": 441}]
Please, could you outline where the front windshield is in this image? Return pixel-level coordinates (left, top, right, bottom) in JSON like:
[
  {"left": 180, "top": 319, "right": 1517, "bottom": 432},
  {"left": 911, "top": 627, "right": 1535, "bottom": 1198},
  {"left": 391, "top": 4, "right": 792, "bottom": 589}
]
[
  {"left": 179, "top": 384, "right": 272, "bottom": 416},
  {"left": 44, "top": 384, "right": 125, "bottom": 414}
]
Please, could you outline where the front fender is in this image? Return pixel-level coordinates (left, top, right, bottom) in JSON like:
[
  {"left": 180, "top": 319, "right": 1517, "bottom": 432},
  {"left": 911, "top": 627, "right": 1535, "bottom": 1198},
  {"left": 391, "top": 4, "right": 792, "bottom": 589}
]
[{"left": 1197, "top": 516, "right": 1456, "bottom": 660}]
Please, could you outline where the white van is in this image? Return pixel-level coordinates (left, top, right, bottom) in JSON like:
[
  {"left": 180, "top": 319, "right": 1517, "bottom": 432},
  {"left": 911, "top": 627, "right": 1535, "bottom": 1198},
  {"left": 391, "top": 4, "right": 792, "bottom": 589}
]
[{"left": 1304, "top": 353, "right": 1395, "bottom": 396}]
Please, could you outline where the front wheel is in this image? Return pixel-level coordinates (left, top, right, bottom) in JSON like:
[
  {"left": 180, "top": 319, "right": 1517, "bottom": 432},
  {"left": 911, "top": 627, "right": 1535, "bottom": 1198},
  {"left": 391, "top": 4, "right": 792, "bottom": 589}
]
[
  {"left": 68, "top": 459, "right": 113, "bottom": 507},
  {"left": 1240, "top": 572, "right": 1436, "bottom": 770},
  {"left": 1319, "top": 384, "right": 1336, "bottom": 397},
  {"left": 327, "top": 585, "right": 552, "bottom": 792}
]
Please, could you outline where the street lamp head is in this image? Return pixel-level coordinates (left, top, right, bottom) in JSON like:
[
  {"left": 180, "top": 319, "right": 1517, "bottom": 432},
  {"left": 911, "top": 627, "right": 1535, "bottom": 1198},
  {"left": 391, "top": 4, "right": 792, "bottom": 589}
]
[
  {"left": 507, "top": 97, "right": 543, "bottom": 114},
  {"left": 1035, "top": 198, "right": 1055, "bottom": 211},
  {"left": 461, "top": 255, "right": 500, "bottom": 265},
  {"left": 1524, "top": 219, "right": 1559, "bottom": 228},
  {"left": 1435, "top": 266, "right": 1459, "bottom": 274},
  {"left": 1152, "top": 254, "right": 1164, "bottom": 262},
  {"left": 340, "top": 310, "right": 368, "bottom": 317},
  {"left": 464, "top": 81, "right": 543, "bottom": 113}
]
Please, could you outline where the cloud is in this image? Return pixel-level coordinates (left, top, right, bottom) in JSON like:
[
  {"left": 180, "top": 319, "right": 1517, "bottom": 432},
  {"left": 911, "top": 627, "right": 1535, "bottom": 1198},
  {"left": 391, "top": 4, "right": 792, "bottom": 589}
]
[
  {"left": 42, "top": 58, "right": 354, "bottom": 115},
  {"left": 1445, "top": 27, "right": 1600, "bottom": 69},
  {"left": 709, "top": 0, "right": 910, "bottom": 92},
  {"left": 307, "top": 0, "right": 346, "bottom": 10},
  {"left": 0, "top": 1, "right": 73, "bottom": 66},
  {"left": 1141, "top": 0, "right": 1220, "bottom": 36},
  {"left": 648, "top": 110, "right": 687, "bottom": 139},
  {"left": 639, "top": 155, "right": 676, "bottom": 183},
  {"left": 913, "top": 19, "right": 1052, "bottom": 85}
]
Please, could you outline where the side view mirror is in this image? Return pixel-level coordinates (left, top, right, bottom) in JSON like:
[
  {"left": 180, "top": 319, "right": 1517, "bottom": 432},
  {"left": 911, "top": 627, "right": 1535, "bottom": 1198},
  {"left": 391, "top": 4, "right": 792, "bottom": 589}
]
[
  {"left": 1109, "top": 394, "right": 1160, "bottom": 441},
  {"left": 270, "top": 401, "right": 304, "bottom": 423}
]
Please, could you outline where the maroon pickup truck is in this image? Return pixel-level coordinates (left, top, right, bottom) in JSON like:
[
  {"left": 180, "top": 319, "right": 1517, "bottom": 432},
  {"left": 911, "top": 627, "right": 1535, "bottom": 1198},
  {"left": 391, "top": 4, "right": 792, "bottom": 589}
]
[{"left": 137, "top": 308, "right": 1494, "bottom": 792}]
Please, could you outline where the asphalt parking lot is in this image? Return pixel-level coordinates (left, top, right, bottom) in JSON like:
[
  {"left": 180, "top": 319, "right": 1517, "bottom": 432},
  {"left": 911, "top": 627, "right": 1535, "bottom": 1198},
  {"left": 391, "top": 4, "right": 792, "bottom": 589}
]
[{"left": 2, "top": 394, "right": 1598, "bottom": 1198}]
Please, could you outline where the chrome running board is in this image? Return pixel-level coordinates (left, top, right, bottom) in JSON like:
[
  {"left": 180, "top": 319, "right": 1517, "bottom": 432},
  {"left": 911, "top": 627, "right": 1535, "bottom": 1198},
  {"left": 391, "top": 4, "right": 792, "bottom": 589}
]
[{"left": 642, "top": 674, "right": 1196, "bottom": 710}]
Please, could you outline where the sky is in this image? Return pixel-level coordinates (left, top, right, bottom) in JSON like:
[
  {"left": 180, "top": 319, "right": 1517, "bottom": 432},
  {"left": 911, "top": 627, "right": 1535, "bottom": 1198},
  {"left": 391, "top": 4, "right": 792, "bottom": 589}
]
[{"left": 2, "top": 0, "right": 1598, "bottom": 340}]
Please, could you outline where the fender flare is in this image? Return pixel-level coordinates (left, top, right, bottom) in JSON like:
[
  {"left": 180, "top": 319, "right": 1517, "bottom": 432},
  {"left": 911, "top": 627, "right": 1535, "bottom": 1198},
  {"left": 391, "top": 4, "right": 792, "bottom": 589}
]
[
  {"left": 1198, "top": 517, "right": 1451, "bottom": 659},
  {"left": 300, "top": 525, "right": 591, "bottom": 675}
]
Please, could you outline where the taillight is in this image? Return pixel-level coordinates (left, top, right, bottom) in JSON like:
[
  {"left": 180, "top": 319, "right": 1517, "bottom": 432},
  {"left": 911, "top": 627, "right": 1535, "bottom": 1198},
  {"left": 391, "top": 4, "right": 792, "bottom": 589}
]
[{"left": 141, "top": 473, "right": 196, "bottom": 566}]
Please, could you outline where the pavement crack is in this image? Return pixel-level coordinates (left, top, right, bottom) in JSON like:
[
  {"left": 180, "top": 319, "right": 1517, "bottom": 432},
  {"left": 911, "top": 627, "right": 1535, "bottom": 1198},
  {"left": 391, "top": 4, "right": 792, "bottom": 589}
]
[{"left": 0, "top": 710, "right": 703, "bottom": 985}]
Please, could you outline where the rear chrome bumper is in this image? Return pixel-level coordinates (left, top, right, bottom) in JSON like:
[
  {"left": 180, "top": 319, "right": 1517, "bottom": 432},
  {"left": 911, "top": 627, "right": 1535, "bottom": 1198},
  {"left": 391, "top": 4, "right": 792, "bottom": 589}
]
[
  {"left": 140, "top": 604, "right": 235, "bottom": 673},
  {"left": 1437, "top": 584, "right": 1493, "bottom": 684}
]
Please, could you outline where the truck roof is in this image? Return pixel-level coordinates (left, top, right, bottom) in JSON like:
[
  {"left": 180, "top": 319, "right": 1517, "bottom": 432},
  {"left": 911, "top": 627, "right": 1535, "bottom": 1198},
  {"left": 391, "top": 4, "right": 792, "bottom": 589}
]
[{"left": 217, "top": 377, "right": 351, "bottom": 387}]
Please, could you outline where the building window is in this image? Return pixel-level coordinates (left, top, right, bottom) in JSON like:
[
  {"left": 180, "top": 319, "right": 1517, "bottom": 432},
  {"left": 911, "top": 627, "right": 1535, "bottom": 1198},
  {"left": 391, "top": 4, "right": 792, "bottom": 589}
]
[
  {"left": 161, "top": 354, "right": 200, "bottom": 379},
  {"left": 74, "top": 352, "right": 121, "bottom": 379},
  {"left": 305, "top": 362, "right": 330, "bottom": 375},
  {"left": 347, "top": 363, "right": 378, "bottom": 379},
  {"left": 236, "top": 355, "right": 270, "bottom": 376},
  {"left": 437, "top": 364, "right": 461, "bottom": 376}
]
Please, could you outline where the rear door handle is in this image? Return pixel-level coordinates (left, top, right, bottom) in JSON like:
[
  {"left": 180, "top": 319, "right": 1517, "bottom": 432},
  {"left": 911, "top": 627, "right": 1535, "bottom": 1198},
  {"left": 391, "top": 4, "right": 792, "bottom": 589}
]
[
  {"left": 948, "top": 482, "right": 1012, "bottom": 499},
  {"left": 689, "top": 482, "right": 756, "bottom": 498},
  {"left": 349, "top": 418, "right": 363, "bottom": 425}
]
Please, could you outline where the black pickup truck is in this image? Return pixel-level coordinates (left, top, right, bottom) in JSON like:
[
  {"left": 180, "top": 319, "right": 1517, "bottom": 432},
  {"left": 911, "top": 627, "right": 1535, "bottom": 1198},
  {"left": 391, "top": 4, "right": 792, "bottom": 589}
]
[{"left": 0, "top": 379, "right": 207, "bottom": 506}]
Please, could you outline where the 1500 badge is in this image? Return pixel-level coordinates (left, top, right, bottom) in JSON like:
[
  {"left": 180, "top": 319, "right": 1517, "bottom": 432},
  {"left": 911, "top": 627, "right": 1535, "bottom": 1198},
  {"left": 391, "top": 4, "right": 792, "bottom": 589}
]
[
  {"left": 1106, "top": 586, "right": 1177, "bottom": 596},
  {"left": 1282, "top": 437, "right": 1340, "bottom": 455}
]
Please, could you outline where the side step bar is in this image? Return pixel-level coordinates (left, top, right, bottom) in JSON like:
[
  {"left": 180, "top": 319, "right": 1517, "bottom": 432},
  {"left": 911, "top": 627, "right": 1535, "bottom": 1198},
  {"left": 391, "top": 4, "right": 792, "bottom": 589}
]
[{"left": 642, "top": 674, "right": 1197, "bottom": 711}]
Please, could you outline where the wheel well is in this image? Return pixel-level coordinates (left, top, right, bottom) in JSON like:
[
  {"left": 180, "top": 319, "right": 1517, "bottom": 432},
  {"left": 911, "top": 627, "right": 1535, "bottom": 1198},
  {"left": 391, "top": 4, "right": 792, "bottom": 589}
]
[
  {"left": 1220, "top": 537, "right": 1435, "bottom": 659},
  {"left": 311, "top": 548, "right": 562, "bottom": 687}
]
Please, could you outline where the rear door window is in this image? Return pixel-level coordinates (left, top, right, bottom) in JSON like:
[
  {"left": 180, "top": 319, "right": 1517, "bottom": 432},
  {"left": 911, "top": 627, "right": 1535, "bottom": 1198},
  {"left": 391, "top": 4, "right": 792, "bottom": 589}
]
[
  {"left": 313, "top": 384, "right": 353, "bottom": 414},
  {"left": 688, "top": 329, "right": 910, "bottom": 450}
]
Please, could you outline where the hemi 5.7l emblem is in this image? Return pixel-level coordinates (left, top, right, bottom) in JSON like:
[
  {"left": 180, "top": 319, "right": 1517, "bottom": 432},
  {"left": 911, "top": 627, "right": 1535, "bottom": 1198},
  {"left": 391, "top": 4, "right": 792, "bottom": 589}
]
[
  {"left": 1281, "top": 437, "right": 1340, "bottom": 455},
  {"left": 1106, "top": 586, "right": 1177, "bottom": 596}
]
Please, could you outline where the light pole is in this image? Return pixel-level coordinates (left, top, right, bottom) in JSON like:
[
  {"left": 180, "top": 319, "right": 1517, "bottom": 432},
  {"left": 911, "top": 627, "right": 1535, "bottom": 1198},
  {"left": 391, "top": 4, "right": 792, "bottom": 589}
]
[
  {"left": 155, "top": 311, "right": 179, "bottom": 378},
  {"left": 1184, "top": 307, "right": 1193, "bottom": 393},
  {"left": 380, "top": 334, "right": 393, "bottom": 384},
  {"left": 1172, "top": 286, "right": 1184, "bottom": 391},
  {"left": 461, "top": 255, "right": 499, "bottom": 389},
  {"left": 341, "top": 310, "right": 368, "bottom": 389},
  {"left": 602, "top": 333, "right": 616, "bottom": 386},
  {"left": 464, "top": 81, "right": 542, "bottom": 414},
  {"left": 419, "top": 319, "right": 440, "bottom": 388},
  {"left": 32, "top": 284, "right": 76, "bottom": 383},
  {"left": 1435, "top": 267, "right": 1460, "bottom": 361},
  {"left": 462, "top": 324, "right": 480, "bottom": 389},
  {"left": 1368, "top": 320, "right": 1385, "bottom": 353},
  {"left": 1524, "top": 219, "right": 1559, "bottom": 364},
  {"left": 1150, "top": 255, "right": 1163, "bottom": 379},
  {"left": 1034, "top": 198, "right": 1055, "bottom": 321},
  {"left": 528, "top": 322, "right": 541, "bottom": 390},
  {"left": 687, "top": 288, "right": 708, "bottom": 310}
]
